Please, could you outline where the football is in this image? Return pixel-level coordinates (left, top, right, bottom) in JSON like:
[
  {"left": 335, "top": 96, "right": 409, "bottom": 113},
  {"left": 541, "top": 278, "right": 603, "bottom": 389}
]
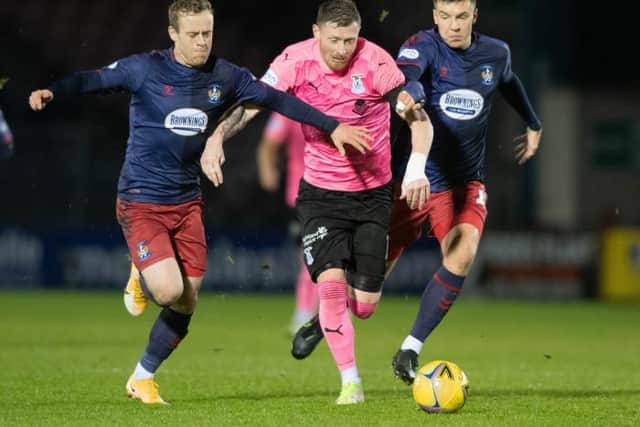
[{"left": 412, "top": 360, "right": 468, "bottom": 413}]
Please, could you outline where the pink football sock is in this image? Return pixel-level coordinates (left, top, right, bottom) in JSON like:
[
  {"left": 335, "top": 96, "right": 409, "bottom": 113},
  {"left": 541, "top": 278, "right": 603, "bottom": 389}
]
[{"left": 318, "top": 279, "right": 355, "bottom": 371}]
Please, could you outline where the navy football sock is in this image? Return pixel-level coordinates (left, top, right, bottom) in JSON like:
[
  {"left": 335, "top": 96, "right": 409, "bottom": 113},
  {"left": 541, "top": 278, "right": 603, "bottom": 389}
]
[
  {"left": 139, "top": 307, "right": 192, "bottom": 374},
  {"left": 410, "top": 266, "right": 465, "bottom": 343}
]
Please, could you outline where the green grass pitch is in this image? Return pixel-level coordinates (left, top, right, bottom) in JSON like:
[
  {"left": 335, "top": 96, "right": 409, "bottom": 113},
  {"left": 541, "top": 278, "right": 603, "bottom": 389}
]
[{"left": 1, "top": 291, "right": 638, "bottom": 426}]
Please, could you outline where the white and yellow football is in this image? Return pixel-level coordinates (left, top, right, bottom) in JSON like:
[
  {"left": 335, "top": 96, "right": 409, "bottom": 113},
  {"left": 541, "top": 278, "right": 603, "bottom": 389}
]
[{"left": 412, "top": 360, "right": 468, "bottom": 413}]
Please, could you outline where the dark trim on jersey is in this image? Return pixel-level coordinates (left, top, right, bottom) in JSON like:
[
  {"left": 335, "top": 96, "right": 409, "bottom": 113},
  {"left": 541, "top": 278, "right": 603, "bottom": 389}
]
[
  {"left": 499, "top": 73, "right": 542, "bottom": 131},
  {"left": 384, "top": 85, "right": 404, "bottom": 105}
]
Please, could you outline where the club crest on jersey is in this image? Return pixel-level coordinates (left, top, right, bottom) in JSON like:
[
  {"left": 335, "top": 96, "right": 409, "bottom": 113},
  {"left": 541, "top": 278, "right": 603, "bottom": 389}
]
[
  {"left": 351, "top": 74, "right": 365, "bottom": 94},
  {"left": 165, "top": 108, "right": 208, "bottom": 136},
  {"left": 480, "top": 65, "right": 495, "bottom": 86},
  {"left": 136, "top": 241, "right": 152, "bottom": 262},
  {"left": 208, "top": 84, "right": 223, "bottom": 105}
]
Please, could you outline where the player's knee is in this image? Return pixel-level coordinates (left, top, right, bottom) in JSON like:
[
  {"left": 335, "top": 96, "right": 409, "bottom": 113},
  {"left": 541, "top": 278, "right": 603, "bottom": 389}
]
[
  {"left": 444, "top": 243, "right": 477, "bottom": 275},
  {"left": 349, "top": 299, "right": 378, "bottom": 319},
  {"left": 152, "top": 282, "right": 184, "bottom": 306},
  {"left": 171, "top": 294, "right": 197, "bottom": 314}
]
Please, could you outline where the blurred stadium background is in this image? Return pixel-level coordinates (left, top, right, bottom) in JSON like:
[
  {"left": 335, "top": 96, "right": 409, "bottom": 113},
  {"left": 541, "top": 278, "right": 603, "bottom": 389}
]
[{"left": 0, "top": 0, "right": 637, "bottom": 299}]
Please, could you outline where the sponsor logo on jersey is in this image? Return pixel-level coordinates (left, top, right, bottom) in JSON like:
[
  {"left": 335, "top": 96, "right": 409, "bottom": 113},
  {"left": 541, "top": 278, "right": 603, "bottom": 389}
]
[
  {"left": 351, "top": 73, "right": 365, "bottom": 94},
  {"left": 480, "top": 65, "right": 495, "bottom": 86},
  {"left": 398, "top": 48, "right": 420, "bottom": 60},
  {"left": 439, "top": 89, "right": 484, "bottom": 120},
  {"left": 261, "top": 69, "right": 278, "bottom": 87},
  {"left": 136, "top": 241, "right": 152, "bottom": 262},
  {"left": 164, "top": 108, "right": 208, "bottom": 136},
  {"left": 208, "top": 84, "right": 223, "bottom": 105}
]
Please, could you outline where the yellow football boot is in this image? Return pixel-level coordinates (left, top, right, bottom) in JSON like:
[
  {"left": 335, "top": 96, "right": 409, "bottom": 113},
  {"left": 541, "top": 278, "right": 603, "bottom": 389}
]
[
  {"left": 123, "top": 263, "right": 147, "bottom": 316},
  {"left": 126, "top": 375, "right": 167, "bottom": 404}
]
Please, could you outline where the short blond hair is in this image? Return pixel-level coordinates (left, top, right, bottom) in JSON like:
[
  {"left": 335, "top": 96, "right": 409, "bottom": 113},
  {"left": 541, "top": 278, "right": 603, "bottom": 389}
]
[{"left": 169, "top": 0, "right": 214, "bottom": 31}]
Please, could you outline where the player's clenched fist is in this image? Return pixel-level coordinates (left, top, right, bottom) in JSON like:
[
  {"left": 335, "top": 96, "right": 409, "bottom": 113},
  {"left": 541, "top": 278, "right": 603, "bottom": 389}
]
[{"left": 29, "top": 89, "right": 54, "bottom": 111}]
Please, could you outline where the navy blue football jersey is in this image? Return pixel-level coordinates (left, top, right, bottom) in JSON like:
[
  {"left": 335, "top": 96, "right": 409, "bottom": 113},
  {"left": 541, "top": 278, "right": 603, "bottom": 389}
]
[
  {"left": 392, "top": 29, "right": 516, "bottom": 191},
  {"left": 50, "top": 49, "right": 337, "bottom": 204}
]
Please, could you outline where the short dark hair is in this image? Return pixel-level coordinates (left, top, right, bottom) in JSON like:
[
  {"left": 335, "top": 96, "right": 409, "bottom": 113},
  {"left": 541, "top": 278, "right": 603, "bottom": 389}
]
[
  {"left": 432, "top": 0, "right": 477, "bottom": 7},
  {"left": 169, "top": 0, "right": 214, "bottom": 30},
  {"left": 317, "top": 0, "right": 361, "bottom": 27}
]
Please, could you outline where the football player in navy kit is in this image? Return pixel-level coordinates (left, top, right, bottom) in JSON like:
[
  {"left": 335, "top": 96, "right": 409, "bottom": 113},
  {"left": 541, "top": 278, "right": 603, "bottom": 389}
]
[
  {"left": 28, "top": 0, "right": 369, "bottom": 404},
  {"left": 388, "top": 0, "right": 543, "bottom": 384}
]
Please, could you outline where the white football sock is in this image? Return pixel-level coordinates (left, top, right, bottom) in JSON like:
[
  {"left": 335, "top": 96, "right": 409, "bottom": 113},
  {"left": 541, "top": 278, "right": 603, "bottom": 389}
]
[
  {"left": 340, "top": 366, "right": 361, "bottom": 386},
  {"left": 133, "top": 362, "right": 154, "bottom": 380},
  {"left": 400, "top": 335, "right": 423, "bottom": 354}
]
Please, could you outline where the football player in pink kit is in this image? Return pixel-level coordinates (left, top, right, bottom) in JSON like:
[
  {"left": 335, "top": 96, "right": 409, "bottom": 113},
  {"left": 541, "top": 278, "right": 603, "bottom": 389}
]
[
  {"left": 257, "top": 112, "right": 318, "bottom": 334},
  {"left": 208, "top": 0, "right": 433, "bottom": 404}
]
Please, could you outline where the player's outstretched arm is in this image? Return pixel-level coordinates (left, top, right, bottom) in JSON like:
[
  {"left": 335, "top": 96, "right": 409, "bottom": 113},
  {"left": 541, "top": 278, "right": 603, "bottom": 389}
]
[
  {"left": 29, "top": 55, "right": 148, "bottom": 113},
  {"left": 244, "top": 80, "right": 372, "bottom": 156},
  {"left": 29, "top": 89, "right": 54, "bottom": 111}
]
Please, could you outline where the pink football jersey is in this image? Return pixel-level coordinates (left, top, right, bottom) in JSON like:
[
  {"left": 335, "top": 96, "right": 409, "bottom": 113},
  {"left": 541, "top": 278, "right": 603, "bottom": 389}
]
[{"left": 261, "top": 38, "right": 405, "bottom": 191}]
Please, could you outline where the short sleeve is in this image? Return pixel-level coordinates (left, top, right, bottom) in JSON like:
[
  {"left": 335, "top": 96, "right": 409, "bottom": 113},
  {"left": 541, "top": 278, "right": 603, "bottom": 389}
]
[
  {"left": 260, "top": 48, "right": 296, "bottom": 92},
  {"left": 373, "top": 48, "right": 406, "bottom": 95}
]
